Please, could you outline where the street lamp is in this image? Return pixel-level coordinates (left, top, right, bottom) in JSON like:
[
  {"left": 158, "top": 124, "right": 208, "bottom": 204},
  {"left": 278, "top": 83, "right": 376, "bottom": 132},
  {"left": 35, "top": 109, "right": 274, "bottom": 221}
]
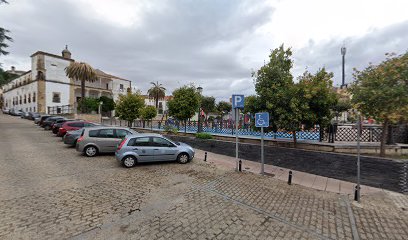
[
  {"left": 99, "top": 101, "right": 103, "bottom": 123},
  {"left": 197, "top": 86, "right": 203, "bottom": 133},
  {"left": 341, "top": 46, "right": 346, "bottom": 89}
]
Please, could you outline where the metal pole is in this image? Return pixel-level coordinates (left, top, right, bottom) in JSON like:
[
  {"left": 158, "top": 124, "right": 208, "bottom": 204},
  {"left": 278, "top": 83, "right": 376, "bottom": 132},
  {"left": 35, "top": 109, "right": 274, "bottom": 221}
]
[
  {"left": 341, "top": 46, "right": 346, "bottom": 88},
  {"left": 356, "top": 115, "right": 361, "bottom": 202},
  {"left": 342, "top": 53, "right": 345, "bottom": 88},
  {"left": 261, "top": 127, "right": 264, "bottom": 175},
  {"left": 235, "top": 108, "right": 239, "bottom": 171}
]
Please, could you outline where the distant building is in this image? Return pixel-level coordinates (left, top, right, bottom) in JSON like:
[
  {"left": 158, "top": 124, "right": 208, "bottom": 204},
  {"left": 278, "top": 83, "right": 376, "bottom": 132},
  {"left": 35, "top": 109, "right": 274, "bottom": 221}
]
[
  {"left": 142, "top": 95, "right": 173, "bottom": 119},
  {"left": 5, "top": 66, "right": 26, "bottom": 76},
  {"left": 2, "top": 46, "right": 131, "bottom": 113}
]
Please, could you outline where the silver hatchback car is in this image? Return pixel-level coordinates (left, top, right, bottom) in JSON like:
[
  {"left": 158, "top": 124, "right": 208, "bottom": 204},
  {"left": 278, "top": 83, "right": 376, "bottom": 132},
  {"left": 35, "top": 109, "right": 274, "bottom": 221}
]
[
  {"left": 76, "top": 126, "right": 138, "bottom": 157},
  {"left": 115, "top": 133, "right": 195, "bottom": 168}
]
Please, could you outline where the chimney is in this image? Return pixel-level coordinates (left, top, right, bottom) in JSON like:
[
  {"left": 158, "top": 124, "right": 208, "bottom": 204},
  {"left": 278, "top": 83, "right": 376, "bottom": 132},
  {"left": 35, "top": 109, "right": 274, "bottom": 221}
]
[{"left": 11, "top": 66, "right": 15, "bottom": 72}]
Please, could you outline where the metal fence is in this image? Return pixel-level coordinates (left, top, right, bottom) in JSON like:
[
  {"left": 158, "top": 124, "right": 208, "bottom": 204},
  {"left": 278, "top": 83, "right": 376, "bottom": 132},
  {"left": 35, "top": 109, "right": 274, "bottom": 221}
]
[
  {"left": 47, "top": 105, "right": 74, "bottom": 115},
  {"left": 321, "top": 124, "right": 408, "bottom": 143},
  {"left": 101, "top": 118, "right": 408, "bottom": 143}
]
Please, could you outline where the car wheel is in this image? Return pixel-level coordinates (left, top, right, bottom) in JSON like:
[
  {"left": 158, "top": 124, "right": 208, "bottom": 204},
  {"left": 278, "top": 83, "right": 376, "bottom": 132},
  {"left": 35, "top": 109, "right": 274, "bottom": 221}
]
[
  {"left": 122, "top": 156, "right": 136, "bottom": 168},
  {"left": 84, "top": 146, "right": 98, "bottom": 157},
  {"left": 177, "top": 153, "right": 189, "bottom": 164}
]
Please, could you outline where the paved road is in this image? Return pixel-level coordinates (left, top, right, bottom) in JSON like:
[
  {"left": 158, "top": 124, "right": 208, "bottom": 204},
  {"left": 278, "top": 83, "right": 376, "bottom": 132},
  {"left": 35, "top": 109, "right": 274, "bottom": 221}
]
[
  {"left": 0, "top": 114, "right": 407, "bottom": 239},
  {"left": 166, "top": 135, "right": 406, "bottom": 193}
]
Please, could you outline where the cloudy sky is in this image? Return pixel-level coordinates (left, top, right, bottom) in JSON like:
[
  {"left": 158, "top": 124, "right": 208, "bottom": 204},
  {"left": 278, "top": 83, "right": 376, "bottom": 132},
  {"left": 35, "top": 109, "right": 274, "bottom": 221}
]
[{"left": 1, "top": 0, "right": 407, "bottom": 101}]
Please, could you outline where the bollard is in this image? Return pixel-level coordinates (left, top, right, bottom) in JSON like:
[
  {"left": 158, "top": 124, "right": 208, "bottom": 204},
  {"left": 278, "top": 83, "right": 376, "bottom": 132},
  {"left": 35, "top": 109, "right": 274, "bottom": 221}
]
[
  {"left": 238, "top": 160, "right": 242, "bottom": 172},
  {"left": 204, "top": 152, "right": 207, "bottom": 162},
  {"left": 354, "top": 185, "right": 360, "bottom": 202},
  {"left": 288, "top": 171, "right": 292, "bottom": 185}
]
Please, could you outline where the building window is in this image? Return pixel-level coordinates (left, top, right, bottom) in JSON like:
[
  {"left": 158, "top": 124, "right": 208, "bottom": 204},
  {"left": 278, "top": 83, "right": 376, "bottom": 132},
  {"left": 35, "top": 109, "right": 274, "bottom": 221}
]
[
  {"left": 106, "top": 83, "right": 109, "bottom": 90},
  {"left": 24, "top": 94, "right": 27, "bottom": 104},
  {"left": 52, "top": 92, "right": 61, "bottom": 103},
  {"left": 28, "top": 94, "right": 31, "bottom": 103},
  {"left": 19, "top": 96, "right": 22, "bottom": 105},
  {"left": 33, "top": 92, "right": 36, "bottom": 102},
  {"left": 33, "top": 107, "right": 36, "bottom": 112},
  {"left": 119, "top": 84, "right": 124, "bottom": 91}
]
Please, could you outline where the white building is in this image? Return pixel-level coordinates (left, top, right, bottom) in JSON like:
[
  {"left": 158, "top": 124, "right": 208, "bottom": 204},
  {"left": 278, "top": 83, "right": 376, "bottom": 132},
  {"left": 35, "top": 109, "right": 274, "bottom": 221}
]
[
  {"left": 142, "top": 95, "right": 173, "bottom": 119},
  {"left": 2, "top": 47, "right": 131, "bottom": 114}
]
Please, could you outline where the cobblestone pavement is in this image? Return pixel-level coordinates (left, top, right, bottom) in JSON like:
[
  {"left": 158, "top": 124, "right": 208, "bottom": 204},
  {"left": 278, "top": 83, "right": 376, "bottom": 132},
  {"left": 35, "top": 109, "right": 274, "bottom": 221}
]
[{"left": 0, "top": 114, "right": 407, "bottom": 240}]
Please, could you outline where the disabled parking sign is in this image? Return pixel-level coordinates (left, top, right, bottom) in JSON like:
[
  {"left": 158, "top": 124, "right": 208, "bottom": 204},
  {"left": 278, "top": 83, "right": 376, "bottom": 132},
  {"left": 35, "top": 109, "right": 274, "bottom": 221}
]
[{"left": 255, "top": 112, "right": 269, "bottom": 128}]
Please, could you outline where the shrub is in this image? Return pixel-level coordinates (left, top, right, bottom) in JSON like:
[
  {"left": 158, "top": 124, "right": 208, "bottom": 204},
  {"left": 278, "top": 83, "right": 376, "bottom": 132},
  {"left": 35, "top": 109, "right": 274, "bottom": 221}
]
[
  {"left": 164, "top": 125, "right": 178, "bottom": 135},
  {"left": 196, "top": 132, "right": 213, "bottom": 139}
]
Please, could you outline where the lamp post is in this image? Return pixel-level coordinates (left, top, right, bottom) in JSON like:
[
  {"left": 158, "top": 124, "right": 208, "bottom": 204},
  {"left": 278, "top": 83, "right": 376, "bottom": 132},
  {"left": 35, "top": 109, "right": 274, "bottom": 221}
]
[
  {"left": 197, "top": 86, "right": 203, "bottom": 133},
  {"left": 99, "top": 101, "right": 103, "bottom": 124},
  {"left": 341, "top": 46, "right": 346, "bottom": 89}
]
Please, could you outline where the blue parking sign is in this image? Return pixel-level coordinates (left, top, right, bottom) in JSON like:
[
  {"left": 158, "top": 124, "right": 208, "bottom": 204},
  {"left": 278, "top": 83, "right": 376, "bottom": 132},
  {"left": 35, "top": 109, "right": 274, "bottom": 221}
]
[
  {"left": 255, "top": 112, "right": 269, "bottom": 127},
  {"left": 232, "top": 95, "right": 244, "bottom": 109}
]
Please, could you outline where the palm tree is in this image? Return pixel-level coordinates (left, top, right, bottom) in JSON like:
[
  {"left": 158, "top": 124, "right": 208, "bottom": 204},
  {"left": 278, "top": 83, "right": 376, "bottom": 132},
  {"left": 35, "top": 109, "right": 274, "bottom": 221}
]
[
  {"left": 147, "top": 81, "right": 166, "bottom": 111},
  {"left": 65, "top": 62, "right": 97, "bottom": 113}
]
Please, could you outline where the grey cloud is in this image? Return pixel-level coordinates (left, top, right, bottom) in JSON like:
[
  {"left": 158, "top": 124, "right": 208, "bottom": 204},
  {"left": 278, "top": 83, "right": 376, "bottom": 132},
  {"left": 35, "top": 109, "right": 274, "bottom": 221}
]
[
  {"left": 0, "top": 0, "right": 273, "bottom": 100},
  {"left": 293, "top": 20, "right": 408, "bottom": 86}
]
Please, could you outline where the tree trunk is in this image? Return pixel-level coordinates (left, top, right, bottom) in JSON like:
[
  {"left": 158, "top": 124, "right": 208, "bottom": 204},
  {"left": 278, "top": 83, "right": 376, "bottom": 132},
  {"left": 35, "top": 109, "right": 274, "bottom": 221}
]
[
  {"left": 155, "top": 93, "right": 159, "bottom": 109},
  {"left": 293, "top": 130, "right": 297, "bottom": 148},
  {"left": 184, "top": 119, "right": 187, "bottom": 133},
  {"left": 380, "top": 119, "right": 389, "bottom": 157},
  {"left": 81, "top": 79, "right": 86, "bottom": 113}
]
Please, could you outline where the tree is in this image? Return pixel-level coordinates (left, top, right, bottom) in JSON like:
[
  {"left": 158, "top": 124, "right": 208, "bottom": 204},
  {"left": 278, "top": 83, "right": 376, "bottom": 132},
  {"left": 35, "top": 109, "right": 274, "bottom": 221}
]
[
  {"left": 349, "top": 52, "right": 408, "bottom": 157},
  {"left": 147, "top": 81, "right": 166, "bottom": 111},
  {"left": 65, "top": 62, "right": 98, "bottom": 113},
  {"left": 200, "top": 96, "right": 215, "bottom": 120},
  {"left": 253, "top": 44, "right": 299, "bottom": 143},
  {"left": 244, "top": 95, "right": 263, "bottom": 115},
  {"left": 167, "top": 85, "right": 201, "bottom": 132},
  {"left": 0, "top": 1, "right": 12, "bottom": 58},
  {"left": 140, "top": 105, "right": 157, "bottom": 129},
  {"left": 332, "top": 99, "right": 352, "bottom": 122},
  {"left": 0, "top": 67, "right": 18, "bottom": 86},
  {"left": 76, "top": 97, "right": 99, "bottom": 113},
  {"left": 216, "top": 101, "right": 232, "bottom": 119},
  {"left": 115, "top": 92, "right": 145, "bottom": 126},
  {"left": 297, "top": 68, "right": 338, "bottom": 128},
  {"left": 99, "top": 96, "right": 115, "bottom": 113}
]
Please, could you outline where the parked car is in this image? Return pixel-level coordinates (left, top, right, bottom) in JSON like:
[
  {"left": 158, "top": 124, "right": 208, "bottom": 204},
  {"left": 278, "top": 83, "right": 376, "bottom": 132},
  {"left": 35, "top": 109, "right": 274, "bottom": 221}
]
[
  {"left": 10, "top": 109, "right": 23, "bottom": 116},
  {"left": 21, "top": 111, "right": 30, "bottom": 119},
  {"left": 76, "top": 126, "right": 138, "bottom": 157},
  {"left": 58, "top": 121, "right": 97, "bottom": 137},
  {"left": 2, "top": 108, "right": 10, "bottom": 114},
  {"left": 28, "top": 112, "right": 40, "bottom": 120},
  {"left": 63, "top": 125, "right": 99, "bottom": 146},
  {"left": 52, "top": 119, "right": 75, "bottom": 134},
  {"left": 115, "top": 133, "right": 194, "bottom": 168},
  {"left": 34, "top": 116, "right": 42, "bottom": 124},
  {"left": 42, "top": 116, "right": 65, "bottom": 130},
  {"left": 38, "top": 115, "right": 52, "bottom": 126}
]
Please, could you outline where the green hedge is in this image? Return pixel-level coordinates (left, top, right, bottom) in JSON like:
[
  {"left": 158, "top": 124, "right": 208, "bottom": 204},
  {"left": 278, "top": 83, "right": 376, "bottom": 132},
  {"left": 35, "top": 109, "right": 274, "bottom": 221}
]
[{"left": 196, "top": 132, "right": 213, "bottom": 139}]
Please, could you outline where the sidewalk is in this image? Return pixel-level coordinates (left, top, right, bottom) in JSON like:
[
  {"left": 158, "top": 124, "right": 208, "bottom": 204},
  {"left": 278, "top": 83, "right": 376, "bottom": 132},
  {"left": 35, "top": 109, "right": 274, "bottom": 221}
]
[{"left": 194, "top": 149, "right": 384, "bottom": 196}]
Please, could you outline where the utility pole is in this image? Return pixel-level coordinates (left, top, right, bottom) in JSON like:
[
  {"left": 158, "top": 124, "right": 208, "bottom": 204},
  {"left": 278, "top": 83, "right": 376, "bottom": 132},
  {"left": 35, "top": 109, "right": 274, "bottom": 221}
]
[{"left": 341, "top": 46, "right": 346, "bottom": 89}]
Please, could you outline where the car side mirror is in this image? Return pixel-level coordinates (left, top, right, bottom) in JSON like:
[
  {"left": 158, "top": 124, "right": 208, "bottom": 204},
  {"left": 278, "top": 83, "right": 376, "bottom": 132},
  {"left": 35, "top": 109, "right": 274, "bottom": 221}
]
[{"left": 176, "top": 142, "right": 180, "bottom": 146}]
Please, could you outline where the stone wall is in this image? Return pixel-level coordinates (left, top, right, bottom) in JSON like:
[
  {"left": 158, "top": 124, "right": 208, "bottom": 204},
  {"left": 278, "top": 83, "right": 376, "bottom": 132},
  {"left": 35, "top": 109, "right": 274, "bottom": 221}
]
[{"left": 62, "top": 113, "right": 101, "bottom": 123}]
